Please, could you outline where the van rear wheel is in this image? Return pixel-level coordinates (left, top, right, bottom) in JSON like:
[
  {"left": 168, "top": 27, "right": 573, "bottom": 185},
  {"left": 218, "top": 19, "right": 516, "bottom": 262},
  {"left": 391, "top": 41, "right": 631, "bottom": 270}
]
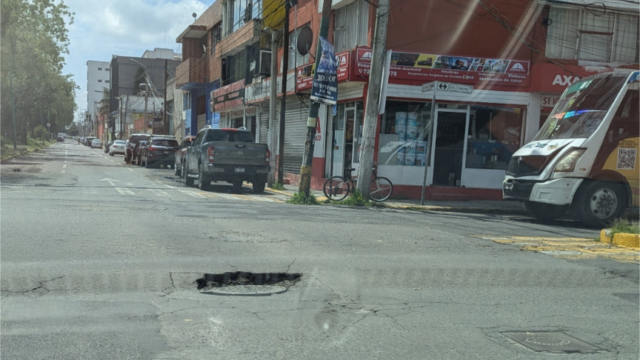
[
  {"left": 574, "top": 181, "right": 626, "bottom": 228},
  {"left": 524, "top": 201, "right": 566, "bottom": 223}
]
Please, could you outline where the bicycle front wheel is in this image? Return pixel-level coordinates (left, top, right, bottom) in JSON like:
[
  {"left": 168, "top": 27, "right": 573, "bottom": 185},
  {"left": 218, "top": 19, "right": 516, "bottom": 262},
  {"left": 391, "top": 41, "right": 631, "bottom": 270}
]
[
  {"left": 323, "top": 176, "right": 350, "bottom": 201},
  {"left": 369, "top": 177, "right": 393, "bottom": 202}
]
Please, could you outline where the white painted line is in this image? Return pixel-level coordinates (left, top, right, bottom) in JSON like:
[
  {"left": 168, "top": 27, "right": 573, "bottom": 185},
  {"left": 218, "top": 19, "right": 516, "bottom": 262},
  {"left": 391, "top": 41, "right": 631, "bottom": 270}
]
[
  {"left": 61, "top": 170, "right": 65, "bottom": 173},
  {"left": 178, "top": 189, "right": 205, "bottom": 198},
  {"left": 110, "top": 159, "right": 114, "bottom": 162},
  {"left": 164, "top": 184, "right": 176, "bottom": 189},
  {"left": 127, "top": 168, "right": 133, "bottom": 172},
  {"left": 149, "top": 189, "right": 170, "bottom": 197},
  {"left": 62, "top": 164, "right": 66, "bottom": 169},
  {"left": 64, "top": 160, "right": 67, "bottom": 163},
  {"left": 115, "top": 187, "right": 135, "bottom": 195},
  {"left": 214, "top": 193, "right": 239, "bottom": 201},
  {"left": 251, "top": 196, "right": 275, "bottom": 202}
]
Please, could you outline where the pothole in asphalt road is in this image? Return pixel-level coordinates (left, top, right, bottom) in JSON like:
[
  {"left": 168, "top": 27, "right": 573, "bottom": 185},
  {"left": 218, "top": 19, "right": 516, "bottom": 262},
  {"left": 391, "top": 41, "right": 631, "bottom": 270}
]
[
  {"left": 195, "top": 272, "right": 302, "bottom": 296},
  {"left": 502, "top": 331, "right": 603, "bottom": 354}
]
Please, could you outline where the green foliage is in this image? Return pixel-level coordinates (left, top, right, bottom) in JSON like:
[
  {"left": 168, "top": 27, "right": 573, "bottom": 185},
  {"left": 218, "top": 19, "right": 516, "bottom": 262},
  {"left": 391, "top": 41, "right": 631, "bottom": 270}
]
[
  {"left": 270, "top": 181, "right": 285, "bottom": 190},
  {"left": 609, "top": 218, "right": 640, "bottom": 237},
  {"left": 286, "top": 192, "right": 319, "bottom": 205},
  {"left": 1, "top": 0, "right": 77, "bottom": 142},
  {"left": 336, "top": 189, "right": 370, "bottom": 207}
]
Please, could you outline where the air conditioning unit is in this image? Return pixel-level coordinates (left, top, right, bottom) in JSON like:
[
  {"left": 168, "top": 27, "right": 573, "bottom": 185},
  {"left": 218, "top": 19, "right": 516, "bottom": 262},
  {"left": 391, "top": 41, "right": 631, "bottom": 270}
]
[{"left": 258, "top": 50, "right": 271, "bottom": 76}]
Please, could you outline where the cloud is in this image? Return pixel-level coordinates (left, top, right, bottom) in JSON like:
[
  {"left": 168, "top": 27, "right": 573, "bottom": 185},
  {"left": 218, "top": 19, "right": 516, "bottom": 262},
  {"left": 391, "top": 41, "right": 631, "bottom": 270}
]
[{"left": 62, "top": 0, "right": 208, "bottom": 117}]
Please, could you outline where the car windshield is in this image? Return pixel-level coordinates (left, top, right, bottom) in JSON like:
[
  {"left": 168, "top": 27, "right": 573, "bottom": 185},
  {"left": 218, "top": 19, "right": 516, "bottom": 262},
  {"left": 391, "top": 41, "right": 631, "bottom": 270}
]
[
  {"left": 533, "top": 74, "right": 628, "bottom": 141},
  {"left": 4, "top": 1, "right": 639, "bottom": 359}
]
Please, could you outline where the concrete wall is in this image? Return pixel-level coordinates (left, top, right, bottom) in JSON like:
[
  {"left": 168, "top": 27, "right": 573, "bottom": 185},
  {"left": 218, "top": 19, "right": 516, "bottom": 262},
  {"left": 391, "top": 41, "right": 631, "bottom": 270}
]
[{"left": 87, "top": 60, "right": 111, "bottom": 119}]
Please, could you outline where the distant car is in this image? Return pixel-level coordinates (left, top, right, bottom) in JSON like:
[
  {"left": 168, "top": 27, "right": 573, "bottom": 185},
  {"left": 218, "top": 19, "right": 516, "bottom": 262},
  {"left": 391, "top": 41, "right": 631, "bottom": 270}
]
[
  {"left": 140, "top": 136, "right": 179, "bottom": 168},
  {"left": 104, "top": 141, "right": 113, "bottom": 153},
  {"left": 174, "top": 135, "right": 196, "bottom": 176},
  {"left": 84, "top": 137, "right": 95, "bottom": 146},
  {"left": 57, "top": 136, "right": 64, "bottom": 142},
  {"left": 134, "top": 140, "right": 147, "bottom": 166},
  {"left": 91, "top": 138, "right": 102, "bottom": 148},
  {"left": 125, "top": 133, "right": 150, "bottom": 164},
  {"left": 109, "top": 140, "right": 126, "bottom": 156},
  {"left": 78, "top": 137, "right": 84, "bottom": 144}
]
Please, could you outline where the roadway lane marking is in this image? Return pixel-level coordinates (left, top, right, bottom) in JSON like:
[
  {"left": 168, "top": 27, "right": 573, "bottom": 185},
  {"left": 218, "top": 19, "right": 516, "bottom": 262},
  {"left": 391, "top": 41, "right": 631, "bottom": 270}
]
[
  {"left": 62, "top": 164, "right": 66, "bottom": 169},
  {"left": 127, "top": 168, "right": 134, "bottom": 172},
  {"left": 177, "top": 189, "right": 205, "bottom": 198},
  {"left": 115, "top": 187, "right": 135, "bottom": 195},
  {"left": 149, "top": 189, "right": 170, "bottom": 197},
  {"left": 214, "top": 193, "right": 240, "bottom": 201},
  {"left": 164, "top": 184, "right": 176, "bottom": 189},
  {"left": 61, "top": 170, "right": 65, "bottom": 173}
]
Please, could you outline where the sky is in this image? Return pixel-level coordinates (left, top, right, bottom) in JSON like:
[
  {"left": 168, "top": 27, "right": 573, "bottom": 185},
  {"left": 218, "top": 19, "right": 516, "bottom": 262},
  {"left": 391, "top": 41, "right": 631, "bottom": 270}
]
[{"left": 61, "top": 0, "right": 210, "bottom": 123}]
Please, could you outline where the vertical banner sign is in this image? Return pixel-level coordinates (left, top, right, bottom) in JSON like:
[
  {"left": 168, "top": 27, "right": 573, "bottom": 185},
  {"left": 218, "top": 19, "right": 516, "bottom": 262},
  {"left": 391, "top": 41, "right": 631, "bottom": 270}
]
[{"left": 310, "top": 37, "right": 338, "bottom": 105}]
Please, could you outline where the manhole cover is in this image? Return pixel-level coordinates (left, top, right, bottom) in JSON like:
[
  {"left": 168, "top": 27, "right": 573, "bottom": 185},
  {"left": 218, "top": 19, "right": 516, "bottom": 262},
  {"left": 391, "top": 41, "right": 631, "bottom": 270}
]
[
  {"left": 502, "top": 331, "right": 602, "bottom": 353},
  {"left": 195, "top": 272, "right": 301, "bottom": 296}
]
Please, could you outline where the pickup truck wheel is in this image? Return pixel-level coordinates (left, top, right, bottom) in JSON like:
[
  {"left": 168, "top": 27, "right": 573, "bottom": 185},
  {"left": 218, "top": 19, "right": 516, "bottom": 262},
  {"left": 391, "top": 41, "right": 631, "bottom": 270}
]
[
  {"left": 232, "top": 180, "right": 243, "bottom": 194},
  {"left": 184, "top": 164, "right": 195, "bottom": 187},
  {"left": 174, "top": 162, "right": 181, "bottom": 176},
  {"left": 198, "top": 164, "right": 210, "bottom": 190},
  {"left": 253, "top": 178, "right": 266, "bottom": 194},
  {"left": 574, "top": 180, "right": 626, "bottom": 228},
  {"left": 524, "top": 201, "right": 565, "bottom": 223}
]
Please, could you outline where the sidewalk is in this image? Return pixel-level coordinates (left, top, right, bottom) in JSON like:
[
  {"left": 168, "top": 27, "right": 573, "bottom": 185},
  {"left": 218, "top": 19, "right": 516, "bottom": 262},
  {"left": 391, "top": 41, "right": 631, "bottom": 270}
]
[{"left": 267, "top": 184, "right": 527, "bottom": 215}]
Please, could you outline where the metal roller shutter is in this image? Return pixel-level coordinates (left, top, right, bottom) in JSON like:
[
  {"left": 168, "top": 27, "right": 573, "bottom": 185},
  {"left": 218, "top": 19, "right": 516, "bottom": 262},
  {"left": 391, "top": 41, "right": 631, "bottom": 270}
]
[
  {"left": 259, "top": 102, "right": 274, "bottom": 144},
  {"left": 282, "top": 96, "right": 309, "bottom": 175}
]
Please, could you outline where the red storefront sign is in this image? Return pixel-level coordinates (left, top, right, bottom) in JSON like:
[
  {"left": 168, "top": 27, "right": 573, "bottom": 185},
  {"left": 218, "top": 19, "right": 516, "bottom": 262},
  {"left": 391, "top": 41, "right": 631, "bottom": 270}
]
[
  {"left": 529, "top": 63, "right": 614, "bottom": 93},
  {"left": 352, "top": 47, "right": 531, "bottom": 87},
  {"left": 296, "top": 51, "right": 350, "bottom": 91},
  {"left": 213, "top": 80, "right": 245, "bottom": 111}
]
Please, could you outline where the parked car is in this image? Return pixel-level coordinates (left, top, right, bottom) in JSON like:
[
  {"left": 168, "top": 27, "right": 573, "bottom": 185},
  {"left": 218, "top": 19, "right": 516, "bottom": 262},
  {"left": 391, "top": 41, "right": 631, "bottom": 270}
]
[
  {"left": 140, "top": 136, "right": 179, "bottom": 168},
  {"left": 104, "top": 141, "right": 113, "bottom": 153},
  {"left": 134, "top": 140, "right": 148, "bottom": 166},
  {"left": 109, "top": 140, "right": 126, "bottom": 156},
  {"left": 84, "top": 137, "right": 95, "bottom": 146},
  {"left": 57, "top": 136, "right": 64, "bottom": 142},
  {"left": 91, "top": 138, "right": 102, "bottom": 148},
  {"left": 124, "top": 133, "right": 150, "bottom": 164},
  {"left": 183, "top": 126, "right": 270, "bottom": 193},
  {"left": 174, "top": 135, "right": 196, "bottom": 176},
  {"left": 78, "top": 137, "right": 84, "bottom": 144}
]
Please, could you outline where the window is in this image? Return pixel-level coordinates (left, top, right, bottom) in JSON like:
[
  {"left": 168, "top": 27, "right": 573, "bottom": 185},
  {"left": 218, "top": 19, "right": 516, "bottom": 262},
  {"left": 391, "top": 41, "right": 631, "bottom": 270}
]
[
  {"left": 183, "top": 93, "right": 191, "bottom": 110},
  {"left": 105, "top": 80, "right": 110, "bottom": 83},
  {"left": 289, "top": 24, "right": 311, "bottom": 70},
  {"left": 333, "top": 0, "right": 369, "bottom": 53},
  {"left": 466, "top": 106, "right": 523, "bottom": 170},
  {"left": 98, "top": 80, "right": 102, "bottom": 82},
  {"left": 105, "top": 68, "right": 110, "bottom": 71},
  {"left": 378, "top": 101, "right": 432, "bottom": 166},
  {"left": 211, "top": 24, "right": 221, "bottom": 54},
  {"left": 224, "top": 49, "right": 247, "bottom": 84},
  {"left": 228, "top": 0, "right": 261, "bottom": 33},
  {"left": 546, "top": 7, "right": 639, "bottom": 63},
  {"left": 98, "top": 67, "right": 102, "bottom": 70}
]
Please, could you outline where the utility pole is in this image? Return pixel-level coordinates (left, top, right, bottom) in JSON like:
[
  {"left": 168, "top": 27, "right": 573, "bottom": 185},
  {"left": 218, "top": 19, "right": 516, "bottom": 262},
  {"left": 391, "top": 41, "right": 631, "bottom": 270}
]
[
  {"left": 163, "top": 59, "right": 169, "bottom": 135},
  {"left": 356, "top": 0, "right": 390, "bottom": 198},
  {"left": 10, "top": 72, "right": 17, "bottom": 150},
  {"left": 278, "top": 0, "right": 293, "bottom": 185},
  {"left": 144, "top": 82, "right": 149, "bottom": 134},
  {"left": 268, "top": 29, "right": 279, "bottom": 187},
  {"left": 123, "top": 95, "right": 129, "bottom": 139},
  {"left": 298, "top": 0, "right": 331, "bottom": 196},
  {"left": 40, "top": 110, "right": 45, "bottom": 145}
]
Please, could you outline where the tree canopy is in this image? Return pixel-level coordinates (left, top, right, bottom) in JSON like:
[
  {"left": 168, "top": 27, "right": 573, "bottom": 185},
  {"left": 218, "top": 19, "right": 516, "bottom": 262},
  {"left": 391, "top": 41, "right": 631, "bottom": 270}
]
[{"left": 1, "top": 0, "right": 77, "bottom": 142}]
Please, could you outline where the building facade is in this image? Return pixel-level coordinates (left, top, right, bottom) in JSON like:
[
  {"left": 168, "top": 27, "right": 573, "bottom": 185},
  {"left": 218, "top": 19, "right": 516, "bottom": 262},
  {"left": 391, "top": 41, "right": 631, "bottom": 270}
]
[{"left": 86, "top": 60, "right": 111, "bottom": 139}]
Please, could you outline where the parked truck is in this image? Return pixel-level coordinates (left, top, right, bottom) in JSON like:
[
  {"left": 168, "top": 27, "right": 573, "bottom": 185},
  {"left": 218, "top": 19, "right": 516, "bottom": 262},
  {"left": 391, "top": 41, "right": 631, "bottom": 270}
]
[
  {"left": 183, "top": 126, "right": 270, "bottom": 193},
  {"left": 503, "top": 69, "right": 639, "bottom": 227}
]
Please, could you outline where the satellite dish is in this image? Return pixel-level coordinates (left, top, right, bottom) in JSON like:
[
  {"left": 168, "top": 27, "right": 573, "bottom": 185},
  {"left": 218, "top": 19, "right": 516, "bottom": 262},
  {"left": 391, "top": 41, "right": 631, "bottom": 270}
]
[
  {"left": 296, "top": 26, "right": 313, "bottom": 56},
  {"left": 192, "top": 13, "right": 197, "bottom": 20}
]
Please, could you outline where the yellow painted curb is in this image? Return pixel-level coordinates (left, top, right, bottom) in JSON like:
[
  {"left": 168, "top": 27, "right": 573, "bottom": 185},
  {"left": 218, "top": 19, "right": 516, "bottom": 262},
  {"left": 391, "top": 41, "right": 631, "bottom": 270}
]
[{"left": 600, "top": 229, "right": 640, "bottom": 249}]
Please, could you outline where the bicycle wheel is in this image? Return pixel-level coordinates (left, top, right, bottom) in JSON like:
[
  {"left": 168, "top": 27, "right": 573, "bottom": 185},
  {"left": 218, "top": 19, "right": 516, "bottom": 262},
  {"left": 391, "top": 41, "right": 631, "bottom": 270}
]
[
  {"left": 323, "top": 176, "right": 350, "bottom": 201},
  {"left": 369, "top": 177, "right": 393, "bottom": 202}
]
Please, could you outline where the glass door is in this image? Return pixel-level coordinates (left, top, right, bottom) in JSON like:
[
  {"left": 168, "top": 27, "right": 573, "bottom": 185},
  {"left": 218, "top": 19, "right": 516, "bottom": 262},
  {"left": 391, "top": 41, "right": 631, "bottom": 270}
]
[
  {"left": 331, "top": 103, "right": 345, "bottom": 177},
  {"left": 431, "top": 111, "right": 468, "bottom": 186}
]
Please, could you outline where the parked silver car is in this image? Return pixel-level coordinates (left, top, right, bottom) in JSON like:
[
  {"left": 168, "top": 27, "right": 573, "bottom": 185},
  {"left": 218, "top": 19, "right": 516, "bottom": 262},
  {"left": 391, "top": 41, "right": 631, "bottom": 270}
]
[
  {"left": 109, "top": 140, "right": 126, "bottom": 156},
  {"left": 91, "top": 138, "right": 102, "bottom": 149}
]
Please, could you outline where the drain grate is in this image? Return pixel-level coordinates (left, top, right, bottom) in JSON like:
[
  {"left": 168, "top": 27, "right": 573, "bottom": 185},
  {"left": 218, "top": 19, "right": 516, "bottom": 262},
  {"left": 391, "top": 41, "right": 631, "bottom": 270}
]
[
  {"left": 502, "top": 331, "right": 602, "bottom": 354},
  {"left": 195, "top": 272, "right": 302, "bottom": 296}
]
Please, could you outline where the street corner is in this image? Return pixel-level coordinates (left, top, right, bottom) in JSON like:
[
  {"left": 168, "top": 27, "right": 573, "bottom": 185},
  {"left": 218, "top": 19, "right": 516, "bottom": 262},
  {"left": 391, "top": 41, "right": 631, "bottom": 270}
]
[
  {"left": 474, "top": 235, "right": 640, "bottom": 264},
  {"left": 600, "top": 229, "right": 640, "bottom": 249}
]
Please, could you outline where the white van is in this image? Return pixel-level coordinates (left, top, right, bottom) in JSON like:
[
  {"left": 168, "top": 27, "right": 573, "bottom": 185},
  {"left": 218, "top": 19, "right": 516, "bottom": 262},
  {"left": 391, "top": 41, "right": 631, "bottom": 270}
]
[{"left": 504, "top": 69, "right": 639, "bottom": 227}]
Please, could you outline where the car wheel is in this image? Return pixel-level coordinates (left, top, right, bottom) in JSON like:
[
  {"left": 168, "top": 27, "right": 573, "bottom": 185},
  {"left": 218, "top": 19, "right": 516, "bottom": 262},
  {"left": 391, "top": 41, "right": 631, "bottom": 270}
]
[
  {"left": 232, "top": 180, "right": 243, "bottom": 194},
  {"left": 198, "top": 163, "right": 210, "bottom": 191},
  {"left": 184, "top": 163, "right": 195, "bottom": 187},
  {"left": 252, "top": 177, "right": 266, "bottom": 194},
  {"left": 524, "top": 201, "right": 566, "bottom": 223},
  {"left": 174, "top": 162, "right": 181, "bottom": 176},
  {"left": 574, "top": 180, "right": 626, "bottom": 228}
]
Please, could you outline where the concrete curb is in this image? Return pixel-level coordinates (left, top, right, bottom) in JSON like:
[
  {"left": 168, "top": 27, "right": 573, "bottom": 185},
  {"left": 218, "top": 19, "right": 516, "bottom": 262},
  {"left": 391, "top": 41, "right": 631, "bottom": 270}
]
[{"left": 600, "top": 229, "right": 640, "bottom": 249}]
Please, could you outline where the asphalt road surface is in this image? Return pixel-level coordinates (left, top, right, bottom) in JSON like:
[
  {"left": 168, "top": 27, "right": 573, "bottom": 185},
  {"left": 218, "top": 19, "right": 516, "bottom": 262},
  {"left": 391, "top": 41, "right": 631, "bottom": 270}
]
[{"left": 1, "top": 140, "right": 638, "bottom": 359}]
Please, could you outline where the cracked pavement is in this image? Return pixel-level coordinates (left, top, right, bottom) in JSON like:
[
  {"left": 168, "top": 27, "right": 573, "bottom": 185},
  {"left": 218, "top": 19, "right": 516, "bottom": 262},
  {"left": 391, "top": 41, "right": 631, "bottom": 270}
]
[{"left": 1, "top": 141, "right": 638, "bottom": 359}]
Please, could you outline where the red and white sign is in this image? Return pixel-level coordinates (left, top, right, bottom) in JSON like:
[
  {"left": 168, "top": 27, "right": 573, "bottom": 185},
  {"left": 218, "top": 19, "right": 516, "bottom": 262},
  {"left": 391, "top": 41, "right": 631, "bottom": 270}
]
[
  {"left": 529, "top": 63, "right": 614, "bottom": 93},
  {"left": 352, "top": 47, "right": 531, "bottom": 87},
  {"left": 296, "top": 51, "right": 350, "bottom": 91},
  {"left": 541, "top": 94, "right": 561, "bottom": 109}
]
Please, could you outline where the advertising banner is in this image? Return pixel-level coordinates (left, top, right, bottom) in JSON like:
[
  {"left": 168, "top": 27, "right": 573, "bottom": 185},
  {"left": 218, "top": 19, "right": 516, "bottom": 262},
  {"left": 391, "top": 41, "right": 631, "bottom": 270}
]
[
  {"left": 297, "top": 50, "right": 349, "bottom": 91},
  {"left": 310, "top": 37, "right": 338, "bottom": 105},
  {"left": 213, "top": 80, "right": 245, "bottom": 111},
  {"left": 353, "top": 48, "right": 531, "bottom": 87}
]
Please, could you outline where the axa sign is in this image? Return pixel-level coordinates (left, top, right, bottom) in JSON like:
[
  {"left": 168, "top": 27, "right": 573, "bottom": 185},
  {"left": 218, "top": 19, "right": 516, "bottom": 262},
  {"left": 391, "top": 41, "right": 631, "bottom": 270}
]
[{"left": 552, "top": 75, "right": 580, "bottom": 86}]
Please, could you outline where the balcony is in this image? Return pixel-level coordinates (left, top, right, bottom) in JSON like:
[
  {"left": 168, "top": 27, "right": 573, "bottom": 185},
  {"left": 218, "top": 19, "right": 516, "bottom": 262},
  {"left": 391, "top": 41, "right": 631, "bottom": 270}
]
[
  {"left": 175, "top": 57, "right": 209, "bottom": 90},
  {"left": 216, "top": 19, "right": 261, "bottom": 57}
]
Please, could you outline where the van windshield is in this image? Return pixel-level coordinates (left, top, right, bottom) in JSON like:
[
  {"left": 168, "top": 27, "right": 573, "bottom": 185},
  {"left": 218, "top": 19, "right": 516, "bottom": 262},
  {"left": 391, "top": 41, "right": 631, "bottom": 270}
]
[{"left": 533, "top": 74, "right": 628, "bottom": 141}]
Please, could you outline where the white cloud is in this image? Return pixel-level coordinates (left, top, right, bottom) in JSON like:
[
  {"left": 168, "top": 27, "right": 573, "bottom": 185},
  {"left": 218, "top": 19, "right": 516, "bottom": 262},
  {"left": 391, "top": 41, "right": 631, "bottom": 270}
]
[{"left": 62, "top": 0, "right": 208, "bottom": 118}]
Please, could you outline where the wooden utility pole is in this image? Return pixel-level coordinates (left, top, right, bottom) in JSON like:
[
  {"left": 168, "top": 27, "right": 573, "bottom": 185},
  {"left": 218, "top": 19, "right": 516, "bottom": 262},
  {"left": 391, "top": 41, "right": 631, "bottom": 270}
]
[
  {"left": 298, "top": 0, "right": 331, "bottom": 196},
  {"left": 268, "top": 29, "right": 279, "bottom": 187},
  {"left": 163, "top": 59, "right": 169, "bottom": 135},
  {"left": 356, "top": 0, "right": 390, "bottom": 198},
  {"left": 278, "top": 1, "right": 292, "bottom": 185}
]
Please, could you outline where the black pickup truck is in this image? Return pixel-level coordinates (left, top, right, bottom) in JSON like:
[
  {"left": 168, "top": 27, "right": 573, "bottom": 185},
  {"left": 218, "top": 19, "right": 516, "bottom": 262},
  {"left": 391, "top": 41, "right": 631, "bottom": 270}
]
[{"left": 183, "top": 127, "right": 270, "bottom": 193}]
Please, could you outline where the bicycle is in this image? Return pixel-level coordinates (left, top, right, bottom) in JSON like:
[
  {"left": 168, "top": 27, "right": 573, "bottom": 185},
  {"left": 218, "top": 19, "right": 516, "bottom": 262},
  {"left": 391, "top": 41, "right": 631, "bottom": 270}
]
[{"left": 323, "top": 162, "right": 393, "bottom": 202}]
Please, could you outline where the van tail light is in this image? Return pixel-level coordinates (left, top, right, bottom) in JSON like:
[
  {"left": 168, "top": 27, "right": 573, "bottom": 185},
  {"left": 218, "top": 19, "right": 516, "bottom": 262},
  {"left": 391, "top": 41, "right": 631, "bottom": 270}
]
[
  {"left": 208, "top": 146, "right": 215, "bottom": 162},
  {"left": 265, "top": 149, "right": 271, "bottom": 165}
]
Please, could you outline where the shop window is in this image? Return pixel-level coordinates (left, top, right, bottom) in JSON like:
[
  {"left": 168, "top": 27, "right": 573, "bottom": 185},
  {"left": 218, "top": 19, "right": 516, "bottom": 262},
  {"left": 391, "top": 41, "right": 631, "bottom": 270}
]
[
  {"left": 546, "top": 7, "right": 638, "bottom": 63},
  {"left": 466, "top": 106, "right": 523, "bottom": 170},
  {"left": 211, "top": 24, "right": 221, "bottom": 54},
  {"left": 378, "top": 101, "right": 433, "bottom": 166}
]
